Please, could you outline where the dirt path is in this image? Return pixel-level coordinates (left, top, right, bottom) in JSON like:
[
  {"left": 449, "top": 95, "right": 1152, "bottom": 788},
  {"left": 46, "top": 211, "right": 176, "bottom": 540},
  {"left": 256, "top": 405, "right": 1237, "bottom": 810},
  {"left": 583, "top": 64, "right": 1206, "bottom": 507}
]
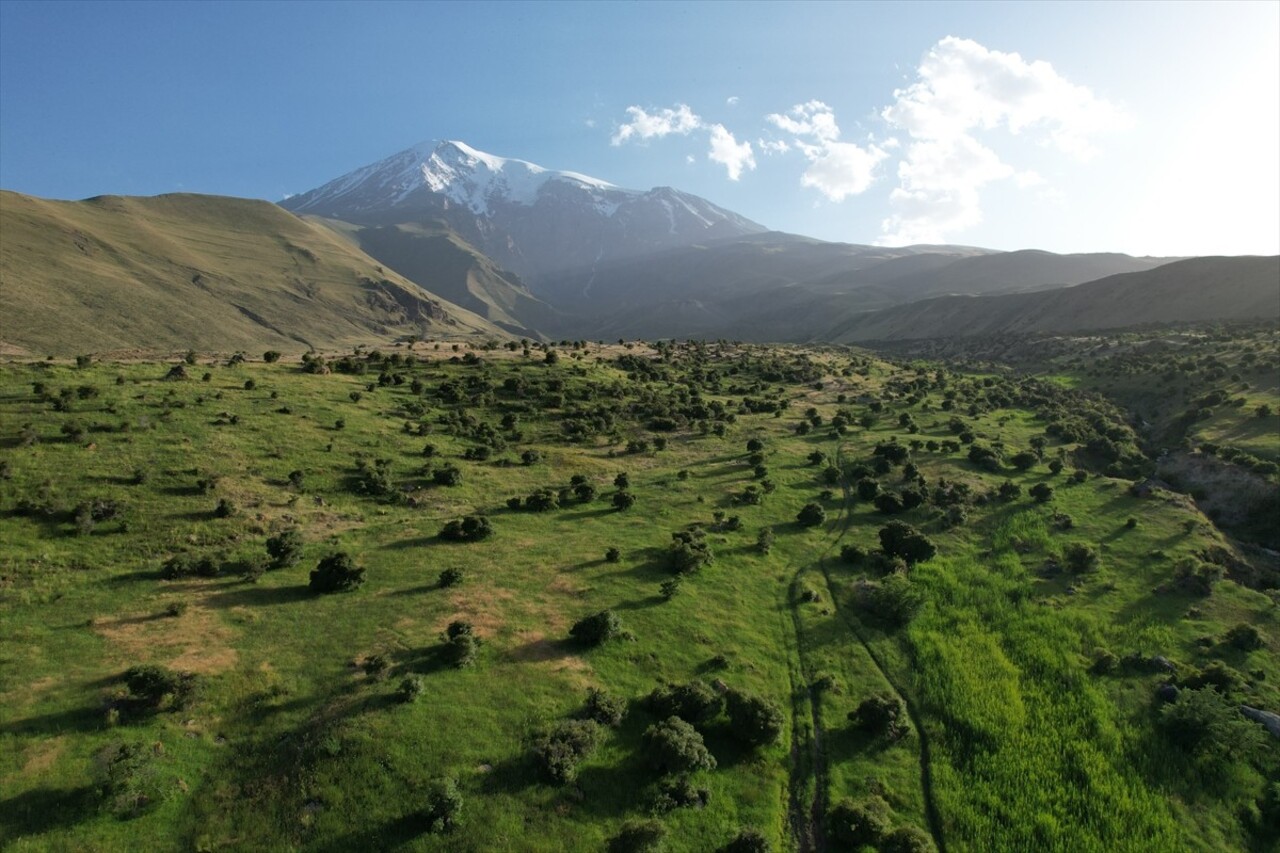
[{"left": 811, "top": 440, "right": 947, "bottom": 853}]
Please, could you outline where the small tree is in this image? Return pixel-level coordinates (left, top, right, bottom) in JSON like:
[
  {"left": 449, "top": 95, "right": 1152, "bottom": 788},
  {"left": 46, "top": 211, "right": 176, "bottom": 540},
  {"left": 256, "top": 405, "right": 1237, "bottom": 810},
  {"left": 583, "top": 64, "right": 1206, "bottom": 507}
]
[
  {"left": 797, "top": 503, "right": 826, "bottom": 527},
  {"left": 613, "top": 490, "right": 636, "bottom": 511},
  {"left": 1063, "top": 543, "right": 1100, "bottom": 573},
  {"left": 265, "top": 529, "right": 304, "bottom": 569},
  {"left": 309, "top": 552, "right": 365, "bottom": 593},
  {"left": 849, "top": 693, "right": 909, "bottom": 740},
  {"left": 422, "top": 777, "right": 463, "bottom": 833},
  {"left": 530, "top": 719, "right": 600, "bottom": 784},
  {"left": 1029, "top": 482, "right": 1054, "bottom": 503},
  {"left": 642, "top": 716, "right": 716, "bottom": 774},
  {"left": 878, "top": 521, "right": 936, "bottom": 565},
  {"left": 725, "top": 689, "right": 783, "bottom": 746},
  {"left": 438, "top": 567, "right": 464, "bottom": 587},
  {"left": 570, "top": 610, "right": 622, "bottom": 646},
  {"left": 609, "top": 820, "right": 667, "bottom": 853},
  {"left": 1010, "top": 451, "right": 1038, "bottom": 472},
  {"left": 721, "top": 827, "right": 771, "bottom": 853},
  {"left": 584, "top": 688, "right": 627, "bottom": 727},
  {"left": 827, "top": 796, "right": 891, "bottom": 849}
]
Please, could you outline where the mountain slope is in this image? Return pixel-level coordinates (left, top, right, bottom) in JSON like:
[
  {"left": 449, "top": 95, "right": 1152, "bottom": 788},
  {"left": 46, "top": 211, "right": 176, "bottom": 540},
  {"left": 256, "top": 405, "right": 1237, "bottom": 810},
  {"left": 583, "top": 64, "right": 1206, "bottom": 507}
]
[
  {"left": 307, "top": 216, "right": 560, "bottom": 339},
  {"left": 280, "top": 140, "right": 767, "bottom": 286},
  {"left": 0, "top": 191, "right": 507, "bottom": 355},
  {"left": 826, "top": 255, "right": 1280, "bottom": 342}
]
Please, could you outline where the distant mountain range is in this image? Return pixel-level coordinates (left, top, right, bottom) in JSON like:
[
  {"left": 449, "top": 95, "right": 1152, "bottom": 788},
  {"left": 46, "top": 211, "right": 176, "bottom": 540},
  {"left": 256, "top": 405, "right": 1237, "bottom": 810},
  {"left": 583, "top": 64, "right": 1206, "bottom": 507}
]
[{"left": 2, "top": 140, "right": 1276, "bottom": 354}]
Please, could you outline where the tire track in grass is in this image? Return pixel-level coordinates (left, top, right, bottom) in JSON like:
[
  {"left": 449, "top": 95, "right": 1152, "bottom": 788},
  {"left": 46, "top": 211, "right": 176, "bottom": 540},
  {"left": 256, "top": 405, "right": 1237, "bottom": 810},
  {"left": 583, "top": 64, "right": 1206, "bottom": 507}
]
[{"left": 810, "top": 440, "right": 947, "bottom": 853}]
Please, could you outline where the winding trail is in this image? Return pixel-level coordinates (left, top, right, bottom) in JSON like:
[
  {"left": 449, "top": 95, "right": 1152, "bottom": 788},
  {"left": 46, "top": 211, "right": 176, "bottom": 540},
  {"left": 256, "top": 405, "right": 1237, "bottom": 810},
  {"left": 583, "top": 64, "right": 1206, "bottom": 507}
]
[{"left": 806, "top": 440, "right": 948, "bottom": 853}]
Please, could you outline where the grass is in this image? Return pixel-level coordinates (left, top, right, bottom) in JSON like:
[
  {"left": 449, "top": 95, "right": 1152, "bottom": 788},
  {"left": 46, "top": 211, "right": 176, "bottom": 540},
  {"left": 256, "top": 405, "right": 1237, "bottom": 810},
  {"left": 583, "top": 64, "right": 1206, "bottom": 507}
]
[{"left": 1, "top": 341, "right": 1276, "bottom": 851}]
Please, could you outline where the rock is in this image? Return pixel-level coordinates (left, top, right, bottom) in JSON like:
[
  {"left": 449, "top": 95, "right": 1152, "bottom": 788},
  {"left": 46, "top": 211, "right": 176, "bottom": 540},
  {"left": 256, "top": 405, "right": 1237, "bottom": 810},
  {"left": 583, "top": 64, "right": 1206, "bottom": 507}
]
[
  {"left": 1240, "top": 705, "right": 1280, "bottom": 739},
  {"left": 1149, "top": 655, "right": 1176, "bottom": 673}
]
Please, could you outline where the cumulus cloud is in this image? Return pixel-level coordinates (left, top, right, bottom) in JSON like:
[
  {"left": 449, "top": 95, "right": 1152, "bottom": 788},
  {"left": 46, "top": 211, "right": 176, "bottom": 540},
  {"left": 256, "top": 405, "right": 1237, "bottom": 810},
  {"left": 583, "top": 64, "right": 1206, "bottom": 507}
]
[
  {"left": 799, "top": 141, "right": 889, "bottom": 202},
  {"left": 726, "top": 95, "right": 740, "bottom": 106},
  {"left": 611, "top": 104, "right": 702, "bottom": 145},
  {"left": 878, "top": 36, "right": 1128, "bottom": 244},
  {"left": 707, "top": 124, "right": 756, "bottom": 180},
  {"left": 766, "top": 100, "right": 840, "bottom": 142},
  {"left": 758, "top": 138, "right": 791, "bottom": 155},
  {"left": 766, "top": 100, "right": 886, "bottom": 201}
]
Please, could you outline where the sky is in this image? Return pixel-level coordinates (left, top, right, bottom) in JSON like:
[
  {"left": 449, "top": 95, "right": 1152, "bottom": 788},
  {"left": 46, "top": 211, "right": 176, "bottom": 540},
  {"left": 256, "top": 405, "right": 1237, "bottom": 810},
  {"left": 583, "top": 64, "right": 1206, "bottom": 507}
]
[{"left": 1, "top": 0, "right": 1277, "bottom": 256}]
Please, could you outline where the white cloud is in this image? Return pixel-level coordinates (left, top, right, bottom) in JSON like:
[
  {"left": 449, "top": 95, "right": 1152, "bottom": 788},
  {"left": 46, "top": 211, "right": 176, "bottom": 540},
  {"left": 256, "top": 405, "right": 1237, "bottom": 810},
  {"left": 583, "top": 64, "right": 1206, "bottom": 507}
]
[
  {"left": 766, "top": 101, "right": 886, "bottom": 201},
  {"left": 726, "top": 95, "right": 740, "bottom": 106},
  {"left": 799, "top": 140, "right": 889, "bottom": 202},
  {"left": 707, "top": 124, "right": 756, "bottom": 180},
  {"left": 878, "top": 36, "right": 1129, "bottom": 244},
  {"left": 611, "top": 104, "right": 702, "bottom": 146},
  {"left": 766, "top": 100, "right": 840, "bottom": 142},
  {"left": 758, "top": 138, "right": 791, "bottom": 155}
]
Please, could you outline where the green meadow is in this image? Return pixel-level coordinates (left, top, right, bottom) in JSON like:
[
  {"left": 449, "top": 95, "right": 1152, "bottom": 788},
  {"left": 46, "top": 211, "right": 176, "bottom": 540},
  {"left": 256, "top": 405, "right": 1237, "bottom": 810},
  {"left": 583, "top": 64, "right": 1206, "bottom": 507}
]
[{"left": 1, "top": 341, "right": 1276, "bottom": 851}]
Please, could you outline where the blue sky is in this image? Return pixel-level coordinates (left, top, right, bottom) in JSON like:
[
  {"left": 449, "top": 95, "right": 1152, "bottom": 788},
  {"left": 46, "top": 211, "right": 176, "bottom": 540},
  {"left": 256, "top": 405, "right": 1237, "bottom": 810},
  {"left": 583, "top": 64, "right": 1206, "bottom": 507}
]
[{"left": 1, "top": 0, "right": 1276, "bottom": 256}]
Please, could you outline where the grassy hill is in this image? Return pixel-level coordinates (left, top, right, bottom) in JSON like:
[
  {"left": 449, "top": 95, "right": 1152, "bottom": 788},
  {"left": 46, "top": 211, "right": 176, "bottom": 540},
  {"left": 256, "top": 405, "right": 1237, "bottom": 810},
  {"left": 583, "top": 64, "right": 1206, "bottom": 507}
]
[
  {"left": 1, "top": 343, "right": 1276, "bottom": 851},
  {"left": 827, "top": 256, "right": 1280, "bottom": 342},
  {"left": 0, "top": 192, "right": 507, "bottom": 356}
]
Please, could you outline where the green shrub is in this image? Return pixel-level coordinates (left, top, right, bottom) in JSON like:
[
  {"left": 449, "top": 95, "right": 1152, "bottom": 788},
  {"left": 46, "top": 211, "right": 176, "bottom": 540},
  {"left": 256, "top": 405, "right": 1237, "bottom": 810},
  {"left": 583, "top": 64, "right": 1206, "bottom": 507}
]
[
  {"left": 878, "top": 521, "right": 936, "bottom": 565},
  {"left": 650, "top": 775, "right": 710, "bottom": 812},
  {"left": 583, "top": 688, "right": 627, "bottom": 727},
  {"left": 397, "top": 676, "right": 424, "bottom": 703},
  {"left": 422, "top": 777, "right": 463, "bottom": 833},
  {"left": 309, "top": 552, "right": 365, "bottom": 593},
  {"left": 849, "top": 693, "right": 909, "bottom": 740},
  {"left": 605, "top": 547, "right": 621, "bottom": 563},
  {"left": 881, "top": 825, "right": 937, "bottom": 853},
  {"left": 1064, "top": 543, "right": 1100, "bottom": 573},
  {"left": 613, "top": 490, "right": 636, "bottom": 511},
  {"left": 642, "top": 716, "right": 716, "bottom": 774},
  {"left": 1158, "top": 686, "right": 1264, "bottom": 765},
  {"left": 670, "top": 529, "right": 713, "bottom": 574},
  {"left": 265, "top": 529, "right": 304, "bottom": 569},
  {"left": 570, "top": 610, "right": 622, "bottom": 646},
  {"left": 725, "top": 689, "right": 783, "bottom": 746},
  {"left": 797, "top": 502, "right": 826, "bottom": 527},
  {"left": 438, "top": 515, "right": 493, "bottom": 542},
  {"left": 649, "top": 681, "right": 723, "bottom": 725},
  {"left": 827, "top": 796, "right": 891, "bottom": 849},
  {"left": 609, "top": 819, "right": 667, "bottom": 853},
  {"left": 530, "top": 719, "right": 600, "bottom": 784},
  {"left": 438, "top": 567, "right": 464, "bottom": 587},
  {"left": 1224, "top": 623, "right": 1264, "bottom": 651},
  {"left": 1029, "top": 482, "right": 1054, "bottom": 503},
  {"left": 720, "top": 827, "right": 771, "bottom": 853}
]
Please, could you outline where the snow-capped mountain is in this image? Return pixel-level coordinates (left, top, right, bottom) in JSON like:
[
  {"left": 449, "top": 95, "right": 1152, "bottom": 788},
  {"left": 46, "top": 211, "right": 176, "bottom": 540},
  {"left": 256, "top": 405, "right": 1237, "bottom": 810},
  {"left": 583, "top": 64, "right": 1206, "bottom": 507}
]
[{"left": 281, "top": 140, "right": 767, "bottom": 282}]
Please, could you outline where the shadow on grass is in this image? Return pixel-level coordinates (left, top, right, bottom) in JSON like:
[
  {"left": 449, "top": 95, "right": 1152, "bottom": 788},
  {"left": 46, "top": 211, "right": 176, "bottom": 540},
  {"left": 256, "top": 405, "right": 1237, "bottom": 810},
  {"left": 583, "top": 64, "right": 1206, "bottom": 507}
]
[
  {"left": 556, "top": 507, "right": 618, "bottom": 521},
  {"left": 0, "top": 786, "right": 98, "bottom": 839},
  {"left": 378, "top": 536, "right": 451, "bottom": 551},
  {"left": 387, "top": 582, "right": 447, "bottom": 598},
  {"left": 0, "top": 703, "right": 104, "bottom": 736},
  {"left": 202, "top": 584, "right": 314, "bottom": 609},
  {"left": 614, "top": 594, "right": 666, "bottom": 611},
  {"left": 306, "top": 812, "right": 429, "bottom": 853},
  {"left": 505, "top": 637, "right": 578, "bottom": 664}
]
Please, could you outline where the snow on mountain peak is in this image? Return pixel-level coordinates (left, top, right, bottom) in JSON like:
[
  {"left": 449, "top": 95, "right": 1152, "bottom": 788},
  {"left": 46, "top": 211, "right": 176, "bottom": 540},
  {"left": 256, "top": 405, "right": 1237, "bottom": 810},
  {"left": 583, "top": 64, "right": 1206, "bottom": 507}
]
[{"left": 288, "top": 139, "right": 630, "bottom": 216}]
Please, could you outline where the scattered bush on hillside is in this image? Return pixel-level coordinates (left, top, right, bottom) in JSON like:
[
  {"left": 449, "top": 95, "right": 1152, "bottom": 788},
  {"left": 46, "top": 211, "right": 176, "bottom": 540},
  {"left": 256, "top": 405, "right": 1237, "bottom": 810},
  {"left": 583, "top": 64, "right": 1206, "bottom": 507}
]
[
  {"left": 438, "top": 515, "right": 493, "bottom": 542},
  {"left": 438, "top": 567, "right": 464, "bottom": 588},
  {"left": 583, "top": 688, "right": 627, "bottom": 727},
  {"left": 309, "top": 552, "right": 365, "bottom": 593},
  {"left": 531, "top": 719, "right": 601, "bottom": 784},
  {"left": 849, "top": 693, "right": 909, "bottom": 740},
  {"left": 878, "top": 521, "right": 936, "bottom": 565},
  {"left": 1064, "top": 543, "right": 1100, "bottom": 574},
  {"left": 642, "top": 716, "right": 716, "bottom": 774},
  {"left": 265, "top": 529, "right": 304, "bottom": 569},
  {"left": 720, "top": 827, "right": 771, "bottom": 853},
  {"left": 1224, "top": 623, "right": 1264, "bottom": 651},
  {"left": 1157, "top": 686, "right": 1264, "bottom": 767},
  {"left": 570, "top": 610, "right": 623, "bottom": 646},
  {"left": 797, "top": 502, "right": 826, "bottom": 527},
  {"left": 670, "top": 529, "right": 714, "bottom": 574},
  {"left": 827, "top": 796, "right": 891, "bottom": 849},
  {"left": 608, "top": 819, "right": 667, "bottom": 853},
  {"left": 649, "top": 681, "right": 723, "bottom": 725},
  {"left": 881, "top": 825, "right": 937, "bottom": 853},
  {"left": 422, "top": 777, "right": 463, "bottom": 834},
  {"left": 725, "top": 689, "right": 783, "bottom": 746}
]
